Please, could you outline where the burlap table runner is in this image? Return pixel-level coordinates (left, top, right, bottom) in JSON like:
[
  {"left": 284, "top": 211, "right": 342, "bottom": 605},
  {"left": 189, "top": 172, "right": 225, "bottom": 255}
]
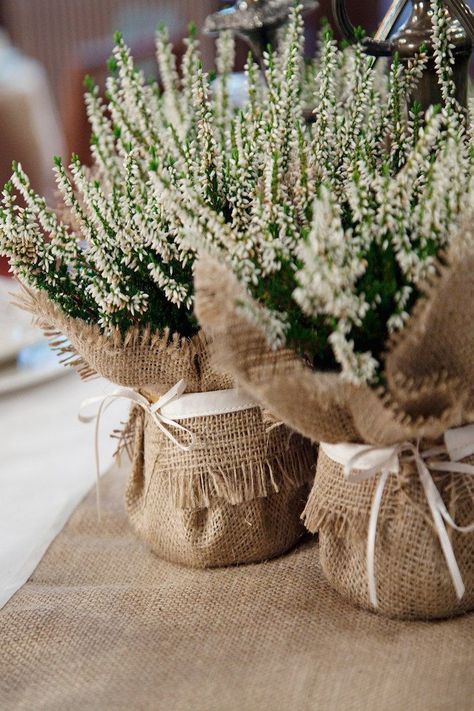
[{"left": 2, "top": 462, "right": 474, "bottom": 711}]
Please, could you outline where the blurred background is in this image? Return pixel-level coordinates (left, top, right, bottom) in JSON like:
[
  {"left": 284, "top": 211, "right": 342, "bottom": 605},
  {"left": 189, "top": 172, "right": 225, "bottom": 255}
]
[{"left": 0, "top": 0, "right": 390, "bottom": 245}]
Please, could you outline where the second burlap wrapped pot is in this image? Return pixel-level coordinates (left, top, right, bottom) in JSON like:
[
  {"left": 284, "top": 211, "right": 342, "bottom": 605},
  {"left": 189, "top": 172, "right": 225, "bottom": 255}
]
[
  {"left": 304, "top": 446, "right": 474, "bottom": 620},
  {"left": 21, "top": 288, "right": 315, "bottom": 569},
  {"left": 195, "top": 237, "right": 474, "bottom": 618}
]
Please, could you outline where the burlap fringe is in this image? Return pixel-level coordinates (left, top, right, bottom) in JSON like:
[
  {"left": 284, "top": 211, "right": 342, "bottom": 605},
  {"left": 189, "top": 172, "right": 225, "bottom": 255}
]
[
  {"left": 301, "top": 500, "right": 396, "bottom": 542},
  {"left": 302, "top": 505, "right": 365, "bottom": 540},
  {"left": 12, "top": 285, "right": 206, "bottom": 389},
  {"left": 168, "top": 442, "right": 315, "bottom": 509},
  {"left": 42, "top": 328, "right": 96, "bottom": 379},
  {"left": 12, "top": 286, "right": 94, "bottom": 378},
  {"left": 116, "top": 407, "right": 315, "bottom": 509},
  {"left": 112, "top": 405, "right": 143, "bottom": 461}
]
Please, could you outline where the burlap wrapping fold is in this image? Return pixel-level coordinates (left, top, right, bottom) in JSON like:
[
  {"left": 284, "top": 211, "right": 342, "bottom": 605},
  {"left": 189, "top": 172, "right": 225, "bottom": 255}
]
[
  {"left": 17, "top": 287, "right": 315, "bottom": 568},
  {"left": 194, "top": 245, "right": 474, "bottom": 446},
  {"left": 194, "top": 231, "right": 474, "bottom": 613}
]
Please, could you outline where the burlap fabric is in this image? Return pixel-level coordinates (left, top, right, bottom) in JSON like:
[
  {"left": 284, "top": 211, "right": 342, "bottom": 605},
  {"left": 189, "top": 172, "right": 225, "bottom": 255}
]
[
  {"left": 194, "top": 248, "right": 474, "bottom": 446},
  {"left": 194, "top": 234, "right": 474, "bottom": 614},
  {"left": 303, "top": 447, "right": 474, "bottom": 620},
  {"left": 3, "top": 463, "right": 474, "bottom": 711},
  {"left": 17, "top": 287, "right": 315, "bottom": 568},
  {"left": 15, "top": 287, "right": 204, "bottom": 388},
  {"left": 126, "top": 402, "right": 314, "bottom": 568}
]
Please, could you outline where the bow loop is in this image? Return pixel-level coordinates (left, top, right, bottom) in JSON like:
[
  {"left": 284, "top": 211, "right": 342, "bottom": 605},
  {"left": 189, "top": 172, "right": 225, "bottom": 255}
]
[
  {"left": 150, "top": 378, "right": 187, "bottom": 414},
  {"left": 79, "top": 381, "right": 197, "bottom": 519}
]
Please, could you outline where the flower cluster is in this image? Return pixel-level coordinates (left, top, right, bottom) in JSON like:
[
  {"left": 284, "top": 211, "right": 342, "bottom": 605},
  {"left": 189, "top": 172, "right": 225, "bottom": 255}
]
[
  {"left": 159, "top": 1, "right": 473, "bottom": 384},
  {"left": 0, "top": 1, "right": 472, "bottom": 384},
  {"left": 0, "top": 25, "right": 238, "bottom": 336}
]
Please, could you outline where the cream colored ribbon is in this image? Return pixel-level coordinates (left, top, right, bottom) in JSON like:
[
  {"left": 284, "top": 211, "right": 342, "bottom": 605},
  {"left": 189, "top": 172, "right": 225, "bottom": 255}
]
[
  {"left": 321, "top": 424, "right": 474, "bottom": 608},
  {"left": 79, "top": 380, "right": 257, "bottom": 517}
]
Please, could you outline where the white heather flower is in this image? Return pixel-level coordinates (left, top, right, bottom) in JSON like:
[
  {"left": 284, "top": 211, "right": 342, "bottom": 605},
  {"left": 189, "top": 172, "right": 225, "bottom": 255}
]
[
  {"left": 329, "top": 323, "right": 379, "bottom": 385},
  {"left": 237, "top": 294, "right": 289, "bottom": 351},
  {"left": 294, "top": 187, "right": 368, "bottom": 325},
  {"left": 0, "top": 4, "right": 471, "bottom": 382}
]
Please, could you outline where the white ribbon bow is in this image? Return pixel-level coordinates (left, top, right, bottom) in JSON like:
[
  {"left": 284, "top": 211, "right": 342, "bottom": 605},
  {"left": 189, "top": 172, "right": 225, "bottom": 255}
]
[
  {"left": 79, "top": 380, "right": 196, "bottom": 517},
  {"left": 79, "top": 380, "right": 258, "bottom": 518},
  {"left": 321, "top": 424, "right": 474, "bottom": 608}
]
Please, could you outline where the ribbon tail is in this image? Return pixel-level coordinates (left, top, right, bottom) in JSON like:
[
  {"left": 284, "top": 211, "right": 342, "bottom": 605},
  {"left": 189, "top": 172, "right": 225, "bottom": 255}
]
[
  {"left": 433, "top": 506, "right": 465, "bottom": 601},
  {"left": 367, "top": 469, "right": 390, "bottom": 609},
  {"left": 427, "top": 462, "right": 474, "bottom": 534},
  {"left": 151, "top": 412, "right": 196, "bottom": 452},
  {"left": 418, "top": 461, "right": 465, "bottom": 601},
  {"left": 80, "top": 382, "right": 196, "bottom": 524},
  {"left": 94, "top": 398, "right": 107, "bottom": 523}
]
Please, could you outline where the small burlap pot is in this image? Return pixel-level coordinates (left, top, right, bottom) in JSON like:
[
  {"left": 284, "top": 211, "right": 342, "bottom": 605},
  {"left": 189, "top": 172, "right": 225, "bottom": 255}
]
[
  {"left": 194, "top": 228, "right": 474, "bottom": 615},
  {"left": 17, "top": 287, "right": 315, "bottom": 568},
  {"left": 303, "top": 446, "right": 474, "bottom": 620},
  {"left": 125, "top": 401, "right": 313, "bottom": 568}
]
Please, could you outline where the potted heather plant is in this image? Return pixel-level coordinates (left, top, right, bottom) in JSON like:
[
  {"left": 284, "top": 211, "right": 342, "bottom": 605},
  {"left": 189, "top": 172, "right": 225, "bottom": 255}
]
[
  {"left": 189, "top": 3, "right": 474, "bottom": 618},
  {"left": 0, "top": 23, "right": 316, "bottom": 569}
]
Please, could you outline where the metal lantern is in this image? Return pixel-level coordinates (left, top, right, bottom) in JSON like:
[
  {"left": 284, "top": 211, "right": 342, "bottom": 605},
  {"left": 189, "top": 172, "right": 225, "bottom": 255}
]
[
  {"left": 205, "top": 1, "right": 474, "bottom": 110},
  {"left": 332, "top": 0, "right": 474, "bottom": 110}
]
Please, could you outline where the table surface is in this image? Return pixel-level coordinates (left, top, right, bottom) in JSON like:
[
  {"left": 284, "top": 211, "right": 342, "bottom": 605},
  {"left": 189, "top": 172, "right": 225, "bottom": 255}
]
[
  {"left": 2, "top": 462, "right": 474, "bottom": 711},
  {"left": 0, "top": 366, "right": 129, "bottom": 609}
]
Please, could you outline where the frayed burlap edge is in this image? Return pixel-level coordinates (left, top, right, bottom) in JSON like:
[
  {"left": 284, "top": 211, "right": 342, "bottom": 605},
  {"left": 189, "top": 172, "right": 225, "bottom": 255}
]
[
  {"left": 13, "top": 285, "right": 205, "bottom": 390},
  {"left": 301, "top": 449, "right": 399, "bottom": 537},
  {"left": 167, "top": 437, "right": 315, "bottom": 509},
  {"left": 116, "top": 405, "right": 316, "bottom": 510},
  {"left": 194, "top": 241, "right": 474, "bottom": 447}
]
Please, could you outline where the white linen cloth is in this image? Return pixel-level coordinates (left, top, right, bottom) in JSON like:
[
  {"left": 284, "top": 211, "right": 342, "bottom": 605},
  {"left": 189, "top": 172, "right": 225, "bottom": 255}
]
[{"left": 0, "top": 372, "right": 129, "bottom": 609}]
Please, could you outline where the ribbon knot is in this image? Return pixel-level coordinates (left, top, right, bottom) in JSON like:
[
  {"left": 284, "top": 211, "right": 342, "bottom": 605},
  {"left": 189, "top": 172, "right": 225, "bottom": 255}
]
[
  {"left": 79, "top": 380, "right": 258, "bottom": 520},
  {"left": 322, "top": 424, "right": 474, "bottom": 608},
  {"left": 79, "top": 380, "right": 196, "bottom": 518}
]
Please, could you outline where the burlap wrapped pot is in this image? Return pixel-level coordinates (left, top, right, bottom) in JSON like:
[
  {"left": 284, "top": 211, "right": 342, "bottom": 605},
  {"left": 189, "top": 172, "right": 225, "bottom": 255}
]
[
  {"left": 303, "top": 447, "right": 474, "bottom": 620},
  {"left": 125, "top": 401, "right": 313, "bottom": 568},
  {"left": 18, "top": 287, "right": 315, "bottom": 568},
  {"left": 194, "top": 228, "right": 474, "bottom": 616}
]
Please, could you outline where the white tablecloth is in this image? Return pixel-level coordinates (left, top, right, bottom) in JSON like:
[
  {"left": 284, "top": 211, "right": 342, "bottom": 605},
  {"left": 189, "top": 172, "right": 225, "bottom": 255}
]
[{"left": 0, "top": 371, "right": 129, "bottom": 609}]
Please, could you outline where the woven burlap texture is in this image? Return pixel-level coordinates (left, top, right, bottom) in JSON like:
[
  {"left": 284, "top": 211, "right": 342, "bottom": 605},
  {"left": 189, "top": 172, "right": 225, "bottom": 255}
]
[
  {"left": 16, "top": 287, "right": 315, "bottom": 568},
  {"left": 194, "top": 235, "right": 474, "bottom": 614},
  {"left": 126, "top": 404, "right": 314, "bottom": 568},
  {"left": 304, "top": 447, "right": 474, "bottom": 620},
  {"left": 3, "top": 463, "right": 474, "bottom": 711},
  {"left": 14, "top": 287, "right": 205, "bottom": 390}
]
